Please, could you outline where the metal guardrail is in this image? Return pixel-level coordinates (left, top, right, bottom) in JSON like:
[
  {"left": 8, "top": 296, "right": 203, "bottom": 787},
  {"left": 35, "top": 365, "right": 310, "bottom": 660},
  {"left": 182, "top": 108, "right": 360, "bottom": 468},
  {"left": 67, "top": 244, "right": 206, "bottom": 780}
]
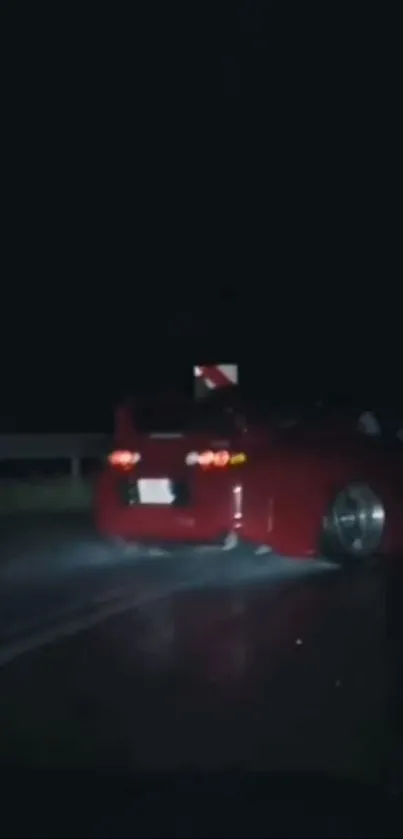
[
  {"left": 0, "top": 434, "right": 110, "bottom": 460},
  {"left": 0, "top": 434, "right": 110, "bottom": 484}
]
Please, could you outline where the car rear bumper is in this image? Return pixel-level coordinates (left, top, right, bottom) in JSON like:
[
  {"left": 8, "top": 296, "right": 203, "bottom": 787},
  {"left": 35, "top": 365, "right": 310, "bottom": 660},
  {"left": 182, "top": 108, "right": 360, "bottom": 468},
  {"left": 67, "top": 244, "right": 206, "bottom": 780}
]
[
  {"left": 95, "top": 503, "right": 240, "bottom": 545},
  {"left": 94, "top": 472, "right": 324, "bottom": 558},
  {"left": 95, "top": 470, "right": 243, "bottom": 546}
]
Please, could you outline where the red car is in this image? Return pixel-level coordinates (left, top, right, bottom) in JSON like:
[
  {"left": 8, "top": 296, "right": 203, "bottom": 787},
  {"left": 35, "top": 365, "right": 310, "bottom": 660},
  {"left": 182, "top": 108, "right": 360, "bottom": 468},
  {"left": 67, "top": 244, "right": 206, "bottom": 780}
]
[{"left": 95, "top": 366, "right": 403, "bottom": 564}]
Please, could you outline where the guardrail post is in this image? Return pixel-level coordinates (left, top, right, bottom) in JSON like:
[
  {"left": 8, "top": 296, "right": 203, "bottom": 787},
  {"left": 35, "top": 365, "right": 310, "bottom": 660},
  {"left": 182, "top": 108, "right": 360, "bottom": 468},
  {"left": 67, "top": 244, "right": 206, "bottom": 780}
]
[{"left": 71, "top": 456, "right": 81, "bottom": 484}]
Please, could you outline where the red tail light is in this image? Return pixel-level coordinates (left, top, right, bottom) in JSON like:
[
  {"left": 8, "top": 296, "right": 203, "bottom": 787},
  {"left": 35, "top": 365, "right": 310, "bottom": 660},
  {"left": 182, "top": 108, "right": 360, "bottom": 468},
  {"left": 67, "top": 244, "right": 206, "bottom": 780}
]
[
  {"left": 107, "top": 450, "right": 141, "bottom": 469},
  {"left": 213, "top": 450, "right": 231, "bottom": 467},
  {"left": 198, "top": 450, "right": 215, "bottom": 466},
  {"left": 185, "top": 450, "right": 246, "bottom": 467}
]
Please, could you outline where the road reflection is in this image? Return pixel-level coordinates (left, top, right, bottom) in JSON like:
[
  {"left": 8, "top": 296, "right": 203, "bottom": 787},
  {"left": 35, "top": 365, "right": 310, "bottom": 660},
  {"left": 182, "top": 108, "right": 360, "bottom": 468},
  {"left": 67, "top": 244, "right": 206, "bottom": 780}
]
[
  {"left": 100, "top": 566, "right": 376, "bottom": 707},
  {"left": 0, "top": 555, "right": 388, "bottom": 780}
]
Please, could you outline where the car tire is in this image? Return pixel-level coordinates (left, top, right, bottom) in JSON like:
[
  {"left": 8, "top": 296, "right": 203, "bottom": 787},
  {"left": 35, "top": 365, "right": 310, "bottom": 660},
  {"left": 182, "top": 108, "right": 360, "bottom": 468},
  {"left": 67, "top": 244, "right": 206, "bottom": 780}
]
[{"left": 321, "top": 482, "right": 385, "bottom": 568}]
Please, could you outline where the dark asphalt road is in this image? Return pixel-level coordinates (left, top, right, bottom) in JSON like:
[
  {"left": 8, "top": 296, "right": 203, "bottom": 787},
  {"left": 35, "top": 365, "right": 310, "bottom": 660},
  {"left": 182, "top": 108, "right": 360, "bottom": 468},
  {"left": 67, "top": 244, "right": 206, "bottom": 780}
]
[{"left": 0, "top": 514, "right": 401, "bottom": 836}]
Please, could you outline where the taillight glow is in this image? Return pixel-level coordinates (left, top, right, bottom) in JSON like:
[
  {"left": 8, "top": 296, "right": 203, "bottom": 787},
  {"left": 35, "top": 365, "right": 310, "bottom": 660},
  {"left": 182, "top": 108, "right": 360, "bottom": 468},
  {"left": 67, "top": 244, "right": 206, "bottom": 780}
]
[
  {"left": 214, "top": 450, "right": 231, "bottom": 466},
  {"left": 185, "top": 450, "right": 246, "bottom": 467},
  {"left": 198, "top": 450, "right": 215, "bottom": 466},
  {"left": 108, "top": 450, "right": 141, "bottom": 468},
  {"left": 230, "top": 452, "right": 247, "bottom": 465}
]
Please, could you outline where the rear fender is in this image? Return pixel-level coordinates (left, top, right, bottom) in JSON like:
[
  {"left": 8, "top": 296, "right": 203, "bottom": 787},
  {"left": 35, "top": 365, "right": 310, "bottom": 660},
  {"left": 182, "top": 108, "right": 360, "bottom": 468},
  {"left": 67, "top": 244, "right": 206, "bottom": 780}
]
[
  {"left": 245, "top": 448, "right": 372, "bottom": 557},
  {"left": 265, "top": 444, "right": 403, "bottom": 557}
]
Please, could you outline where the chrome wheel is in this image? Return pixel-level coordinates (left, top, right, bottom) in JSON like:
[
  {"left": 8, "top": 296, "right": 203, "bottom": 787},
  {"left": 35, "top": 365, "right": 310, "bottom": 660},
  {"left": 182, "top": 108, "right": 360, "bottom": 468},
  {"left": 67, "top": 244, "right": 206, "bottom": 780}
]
[{"left": 325, "top": 483, "right": 385, "bottom": 558}]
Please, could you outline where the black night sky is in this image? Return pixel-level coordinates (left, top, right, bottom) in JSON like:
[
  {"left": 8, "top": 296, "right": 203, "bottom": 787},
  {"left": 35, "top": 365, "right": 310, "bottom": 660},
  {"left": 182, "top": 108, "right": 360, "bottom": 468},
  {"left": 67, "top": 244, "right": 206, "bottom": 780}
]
[{"left": 0, "top": 2, "right": 399, "bottom": 432}]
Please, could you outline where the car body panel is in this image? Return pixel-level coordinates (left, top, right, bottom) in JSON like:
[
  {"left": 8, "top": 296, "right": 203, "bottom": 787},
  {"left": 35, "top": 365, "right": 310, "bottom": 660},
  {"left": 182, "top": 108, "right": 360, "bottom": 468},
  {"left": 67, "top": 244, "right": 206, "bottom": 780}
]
[
  {"left": 240, "top": 435, "right": 403, "bottom": 556},
  {"left": 95, "top": 398, "right": 403, "bottom": 558}
]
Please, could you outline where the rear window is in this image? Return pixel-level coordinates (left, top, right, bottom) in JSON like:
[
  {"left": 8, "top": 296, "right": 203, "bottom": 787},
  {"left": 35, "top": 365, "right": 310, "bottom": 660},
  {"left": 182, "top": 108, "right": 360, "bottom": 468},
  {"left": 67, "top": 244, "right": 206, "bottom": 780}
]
[
  {"left": 134, "top": 397, "right": 191, "bottom": 433},
  {"left": 133, "top": 393, "right": 238, "bottom": 435}
]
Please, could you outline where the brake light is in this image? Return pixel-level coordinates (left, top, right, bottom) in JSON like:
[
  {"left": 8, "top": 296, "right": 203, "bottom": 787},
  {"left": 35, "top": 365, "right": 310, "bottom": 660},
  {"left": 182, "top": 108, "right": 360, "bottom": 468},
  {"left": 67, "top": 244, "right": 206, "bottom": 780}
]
[
  {"left": 107, "top": 450, "right": 141, "bottom": 468},
  {"left": 198, "top": 450, "right": 216, "bottom": 466},
  {"left": 185, "top": 450, "right": 246, "bottom": 467},
  {"left": 214, "top": 450, "right": 231, "bottom": 467}
]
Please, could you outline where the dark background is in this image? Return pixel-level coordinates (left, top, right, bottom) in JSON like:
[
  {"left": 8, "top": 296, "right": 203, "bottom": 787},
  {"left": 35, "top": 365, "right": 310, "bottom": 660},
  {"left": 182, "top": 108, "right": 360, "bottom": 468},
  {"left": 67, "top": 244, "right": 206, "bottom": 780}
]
[{"left": 0, "top": 1, "right": 399, "bottom": 431}]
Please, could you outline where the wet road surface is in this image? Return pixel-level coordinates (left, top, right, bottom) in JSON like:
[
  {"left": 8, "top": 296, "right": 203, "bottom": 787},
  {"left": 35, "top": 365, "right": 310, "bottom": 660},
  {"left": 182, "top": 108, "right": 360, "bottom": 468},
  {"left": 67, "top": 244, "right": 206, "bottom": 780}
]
[{"left": 0, "top": 514, "right": 401, "bottom": 836}]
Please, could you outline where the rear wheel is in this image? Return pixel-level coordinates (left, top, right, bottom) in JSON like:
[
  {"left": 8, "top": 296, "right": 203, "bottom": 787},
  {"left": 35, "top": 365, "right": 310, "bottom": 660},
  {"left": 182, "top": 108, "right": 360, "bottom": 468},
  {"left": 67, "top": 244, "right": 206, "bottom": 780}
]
[{"left": 321, "top": 482, "right": 385, "bottom": 567}]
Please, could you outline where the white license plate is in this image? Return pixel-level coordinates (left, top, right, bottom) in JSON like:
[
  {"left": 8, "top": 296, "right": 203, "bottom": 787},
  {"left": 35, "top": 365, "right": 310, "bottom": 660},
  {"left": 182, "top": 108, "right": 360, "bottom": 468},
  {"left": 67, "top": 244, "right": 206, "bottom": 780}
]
[{"left": 137, "top": 478, "right": 175, "bottom": 505}]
